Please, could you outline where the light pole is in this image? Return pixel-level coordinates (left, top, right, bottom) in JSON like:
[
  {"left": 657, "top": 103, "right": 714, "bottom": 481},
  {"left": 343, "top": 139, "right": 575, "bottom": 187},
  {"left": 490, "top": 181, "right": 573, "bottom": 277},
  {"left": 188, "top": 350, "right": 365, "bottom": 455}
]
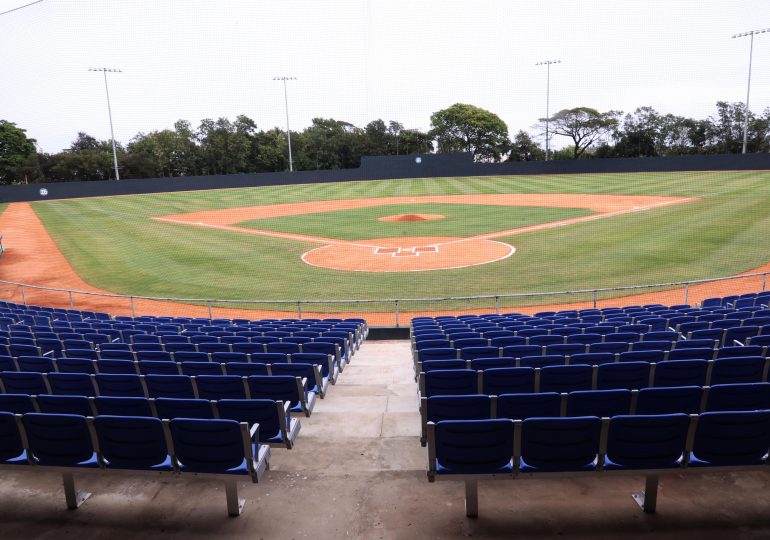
[
  {"left": 536, "top": 60, "right": 560, "bottom": 161},
  {"left": 274, "top": 76, "right": 296, "bottom": 172},
  {"left": 732, "top": 28, "right": 769, "bottom": 154},
  {"left": 89, "top": 67, "right": 122, "bottom": 180}
]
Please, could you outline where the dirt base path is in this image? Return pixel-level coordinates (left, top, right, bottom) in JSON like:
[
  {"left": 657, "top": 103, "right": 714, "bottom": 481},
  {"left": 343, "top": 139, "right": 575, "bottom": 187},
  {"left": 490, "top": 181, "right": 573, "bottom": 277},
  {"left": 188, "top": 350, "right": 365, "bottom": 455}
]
[{"left": 1, "top": 198, "right": 770, "bottom": 325}]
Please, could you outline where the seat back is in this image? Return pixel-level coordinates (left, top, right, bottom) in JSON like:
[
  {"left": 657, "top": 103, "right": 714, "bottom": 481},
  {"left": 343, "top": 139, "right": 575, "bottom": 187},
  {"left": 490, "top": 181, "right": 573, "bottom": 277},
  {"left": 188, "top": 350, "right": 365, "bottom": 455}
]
[
  {"left": 636, "top": 386, "right": 702, "bottom": 415},
  {"left": 426, "top": 394, "right": 492, "bottom": 423},
  {"left": 539, "top": 364, "right": 593, "bottom": 393},
  {"left": 94, "top": 396, "right": 154, "bottom": 417},
  {"left": 653, "top": 359, "right": 708, "bottom": 388},
  {"left": 423, "top": 369, "right": 478, "bottom": 397},
  {"left": 0, "top": 394, "right": 36, "bottom": 414},
  {"left": 705, "top": 382, "right": 770, "bottom": 412},
  {"left": 22, "top": 413, "right": 96, "bottom": 466},
  {"left": 606, "top": 414, "right": 689, "bottom": 468},
  {"left": 217, "top": 399, "right": 282, "bottom": 441},
  {"left": 566, "top": 389, "right": 632, "bottom": 417},
  {"left": 247, "top": 375, "right": 301, "bottom": 405},
  {"left": 0, "top": 411, "right": 25, "bottom": 461},
  {"left": 496, "top": 392, "right": 561, "bottom": 420},
  {"left": 155, "top": 397, "right": 214, "bottom": 420},
  {"left": 692, "top": 410, "right": 770, "bottom": 466},
  {"left": 482, "top": 367, "right": 535, "bottom": 395},
  {"left": 169, "top": 418, "right": 249, "bottom": 473},
  {"left": 195, "top": 375, "right": 247, "bottom": 400},
  {"left": 433, "top": 419, "right": 514, "bottom": 474},
  {"left": 520, "top": 416, "right": 601, "bottom": 472}
]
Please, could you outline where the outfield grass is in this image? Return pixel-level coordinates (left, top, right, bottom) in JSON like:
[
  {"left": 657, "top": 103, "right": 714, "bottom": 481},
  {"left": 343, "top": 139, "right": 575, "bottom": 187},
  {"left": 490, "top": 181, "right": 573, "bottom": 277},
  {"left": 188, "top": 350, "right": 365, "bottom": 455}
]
[
  {"left": 236, "top": 203, "right": 593, "bottom": 240},
  {"left": 30, "top": 170, "right": 770, "bottom": 309}
]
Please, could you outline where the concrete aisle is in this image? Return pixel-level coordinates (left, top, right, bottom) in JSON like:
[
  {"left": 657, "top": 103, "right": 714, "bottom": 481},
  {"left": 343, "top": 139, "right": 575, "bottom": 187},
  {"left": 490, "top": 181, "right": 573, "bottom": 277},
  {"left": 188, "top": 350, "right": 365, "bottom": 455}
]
[{"left": 1, "top": 340, "right": 770, "bottom": 539}]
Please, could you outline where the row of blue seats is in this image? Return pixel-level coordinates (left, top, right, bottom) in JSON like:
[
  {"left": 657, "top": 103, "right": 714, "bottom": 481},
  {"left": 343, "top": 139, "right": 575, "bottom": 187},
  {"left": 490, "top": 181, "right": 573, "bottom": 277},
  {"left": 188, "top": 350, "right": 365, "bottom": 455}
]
[
  {"left": 0, "top": 411, "right": 269, "bottom": 516},
  {"left": 0, "top": 394, "right": 300, "bottom": 448},
  {"left": 0, "top": 372, "right": 317, "bottom": 416},
  {"left": 2, "top": 340, "right": 347, "bottom": 364},
  {"left": 419, "top": 382, "right": 770, "bottom": 445},
  {"left": 414, "top": 343, "right": 758, "bottom": 370},
  {"left": 416, "top": 344, "right": 764, "bottom": 368},
  {"left": 418, "top": 356, "right": 770, "bottom": 396},
  {"left": 412, "top": 317, "right": 770, "bottom": 347},
  {"left": 0, "top": 352, "right": 336, "bottom": 383},
  {"left": 426, "top": 410, "right": 770, "bottom": 517},
  {"left": 703, "top": 291, "right": 770, "bottom": 309}
]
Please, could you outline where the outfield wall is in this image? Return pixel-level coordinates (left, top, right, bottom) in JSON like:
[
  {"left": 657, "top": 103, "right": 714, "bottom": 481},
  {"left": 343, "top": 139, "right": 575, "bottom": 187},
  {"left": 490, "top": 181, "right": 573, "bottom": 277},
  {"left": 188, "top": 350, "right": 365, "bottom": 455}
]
[{"left": 2, "top": 152, "right": 770, "bottom": 203}]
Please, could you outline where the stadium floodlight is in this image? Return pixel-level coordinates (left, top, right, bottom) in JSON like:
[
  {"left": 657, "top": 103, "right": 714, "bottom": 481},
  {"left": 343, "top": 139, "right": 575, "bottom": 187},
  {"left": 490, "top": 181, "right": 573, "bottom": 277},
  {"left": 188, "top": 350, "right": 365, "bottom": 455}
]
[
  {"left": 274, "top": 76, "right": 297, "bottom": 172},
  {"left": 89, "top": 67, "right": 122, "bottom": 180},
  {"left": 536, "top": 60, "right": 561, "bottom": 161},
  {"left": 732, "top": 28, "right": 770, "bottom": 154}
]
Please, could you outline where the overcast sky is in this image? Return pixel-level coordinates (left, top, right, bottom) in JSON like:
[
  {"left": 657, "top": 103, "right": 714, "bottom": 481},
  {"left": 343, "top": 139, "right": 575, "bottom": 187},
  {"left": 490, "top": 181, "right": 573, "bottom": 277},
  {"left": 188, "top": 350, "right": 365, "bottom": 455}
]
[{"left": 1, "top": 0, "right": 769, "bottom": 153}]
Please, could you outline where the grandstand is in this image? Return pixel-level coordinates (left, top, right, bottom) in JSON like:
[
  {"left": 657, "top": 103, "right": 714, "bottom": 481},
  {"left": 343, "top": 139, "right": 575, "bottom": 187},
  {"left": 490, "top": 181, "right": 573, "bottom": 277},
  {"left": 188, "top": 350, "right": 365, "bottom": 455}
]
[{"left": 1, "top": 293, "right": 770, "bottom": 536}]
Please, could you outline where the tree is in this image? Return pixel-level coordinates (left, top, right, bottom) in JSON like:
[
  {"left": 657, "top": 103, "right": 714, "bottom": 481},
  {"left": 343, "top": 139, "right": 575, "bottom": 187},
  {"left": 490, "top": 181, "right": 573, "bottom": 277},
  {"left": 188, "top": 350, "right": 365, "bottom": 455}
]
[
  {"left": 0, "top": 120, "right": 37, "bottom": 183},
  {"left": 707, "top": 101, "right": 770, "bottom": 154},
  {"left": 297, "top": 118, "right": 366, "bottom": 170},
  {"left": 429, "top": 103, "right": 510, "bottom": 162},
  {"left": 196, "top": 115, "right": 256, "bottom": 175},
  {"left": 542, "top": 107, "right": 620, "bottom": 158},
  {"left": 507, "top": 130, "right": 545, "bottom": 161}
]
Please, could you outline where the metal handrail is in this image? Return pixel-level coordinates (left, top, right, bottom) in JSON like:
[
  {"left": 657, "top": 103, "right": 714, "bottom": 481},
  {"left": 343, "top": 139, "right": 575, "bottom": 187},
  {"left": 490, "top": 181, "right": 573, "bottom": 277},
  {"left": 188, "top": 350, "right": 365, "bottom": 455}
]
[{"left": 0, "top": 270, "right": 767, "bottom": 320}]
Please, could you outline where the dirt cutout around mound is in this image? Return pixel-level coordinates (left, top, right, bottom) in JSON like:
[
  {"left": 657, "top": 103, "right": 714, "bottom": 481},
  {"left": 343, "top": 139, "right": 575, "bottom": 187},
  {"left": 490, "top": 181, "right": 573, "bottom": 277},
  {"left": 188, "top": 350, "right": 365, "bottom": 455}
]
[
  {"left": 378, "top": 213, "right": 445, "bottom": 222},
  {"left": 8, "top": 193, "right": 770, "bottom": 325}
]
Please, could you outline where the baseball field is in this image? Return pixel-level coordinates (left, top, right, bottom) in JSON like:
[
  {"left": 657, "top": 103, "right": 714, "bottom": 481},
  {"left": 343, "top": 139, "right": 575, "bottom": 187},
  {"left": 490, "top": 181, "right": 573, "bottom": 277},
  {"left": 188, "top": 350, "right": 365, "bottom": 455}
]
[{"left": 2, "top": 170, "right": 770, "bottom": 320}]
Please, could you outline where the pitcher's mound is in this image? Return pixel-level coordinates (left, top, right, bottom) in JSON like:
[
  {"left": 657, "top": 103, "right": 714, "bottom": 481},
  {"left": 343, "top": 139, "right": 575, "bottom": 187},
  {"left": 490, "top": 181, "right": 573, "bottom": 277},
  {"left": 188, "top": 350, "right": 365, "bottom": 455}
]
[
  {"left": 302, "top": 236, "right": 515, "bottom": 272},
  {"left": 378, "top": 214, "right": 444, "bottom": 222}
]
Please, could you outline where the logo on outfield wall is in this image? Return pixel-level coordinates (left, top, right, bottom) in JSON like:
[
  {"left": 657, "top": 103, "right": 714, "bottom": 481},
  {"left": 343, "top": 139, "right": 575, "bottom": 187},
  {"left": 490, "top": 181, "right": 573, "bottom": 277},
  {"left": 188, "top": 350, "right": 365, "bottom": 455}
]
[{"left": 39, "top": 188, "right": 48, "bottom": 197}]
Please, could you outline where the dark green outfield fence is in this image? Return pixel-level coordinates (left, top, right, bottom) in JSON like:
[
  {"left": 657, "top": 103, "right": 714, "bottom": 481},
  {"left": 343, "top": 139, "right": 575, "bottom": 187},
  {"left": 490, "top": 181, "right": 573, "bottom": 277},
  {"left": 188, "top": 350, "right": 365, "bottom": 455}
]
[{"left": 2, "top": 152, "right": 770, "bottom": 203}]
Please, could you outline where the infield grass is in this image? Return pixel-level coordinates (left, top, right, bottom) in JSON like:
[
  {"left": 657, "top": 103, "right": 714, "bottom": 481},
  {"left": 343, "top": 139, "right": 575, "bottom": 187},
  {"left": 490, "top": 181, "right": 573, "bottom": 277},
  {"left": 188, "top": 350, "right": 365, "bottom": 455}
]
[
  {"left": 236, "top": 203, "right": 593, "bottom": 240},
  {"left": 30, "top": 170, "right": 770, "bottom": 309}
]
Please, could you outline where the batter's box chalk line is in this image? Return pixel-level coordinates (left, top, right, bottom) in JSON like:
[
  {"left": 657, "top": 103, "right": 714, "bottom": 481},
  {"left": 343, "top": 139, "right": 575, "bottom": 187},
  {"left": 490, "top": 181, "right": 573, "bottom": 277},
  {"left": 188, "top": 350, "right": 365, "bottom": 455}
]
[{"left": 375, "top": 245, "right": 438, "bottom": 257}]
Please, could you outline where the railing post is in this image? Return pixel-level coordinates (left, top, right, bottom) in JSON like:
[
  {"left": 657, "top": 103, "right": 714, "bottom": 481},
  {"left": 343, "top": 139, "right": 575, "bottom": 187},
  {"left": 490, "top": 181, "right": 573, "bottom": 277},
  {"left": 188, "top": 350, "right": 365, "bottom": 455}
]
[
  {"left": 395, "top": 300, "right": 400, "bottom": 328},
  {"left": 763, "top": 273, "right": 767, "bottom": 292},
  {"left": 68, "top": 290, "right": 74, "bottom": 310},
  {"left": 20, "top": 285, "right": 27, "bottom": 305},
  {"left": 297, "top": 301, "right": 302, "bottom": 320},
  {"left": 683, "top": 283, "right": 689, "bottom": 305},
  {"left": 130, "top": 296, "right": 136, "bottom": 318},
  {"left": 593, "top": 290, "right": 598, "bottom": 308},
  {"left": 207, "top": 301, "right": 213, "bottom": 319},
  {"left": 495, "top": 296, "right": 500, "bottom": 315}
]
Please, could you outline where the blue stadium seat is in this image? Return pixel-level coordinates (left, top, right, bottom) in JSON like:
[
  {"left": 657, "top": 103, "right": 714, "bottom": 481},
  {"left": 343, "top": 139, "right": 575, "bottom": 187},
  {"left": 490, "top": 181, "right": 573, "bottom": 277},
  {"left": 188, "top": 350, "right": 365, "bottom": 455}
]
[
  {"left": 432, "top": 419, "right": 514, "bottom": 475},
  {"left": 596, "top": 362, "right": 650, "bottom": 390},
  {"left": 705, "top": 382, "right": 770, "bottom": 412},
  {"left": 0, "top": 394, "right": 36, "bottom": 414},
  {"left": 47, "top": 372, "right": 97, "bottom": 397},
  {"left": 225, "top": 363, "right": 269, "bottom": 377},
  {"left": 635, "top": 386, "right": 702, "bottom": 415},
  {"left": 35, "top": 394, "right": 93, "bottom": 416},
  {"left": 481, "top": 367, "right": 535, "bottom": 395},
  {"left": 690, "top": 410, "right": 770, "bottom": 466},
  {"left": 710, "top": 356, "right": 766, "bottom": 385},
  {"left": 137, "top": 361, "right": 180, "bottom": 375},
  {"left": 195, "top": 375, "right": 247, "bottom": 400},
  {"left": 520, "top": 416, "right": 601, "bottom": 472},
  {"left": 22, "top": 413, "right": 98, "bottom": 468},
  {"left": 421, "top": 394, "right": 493, "bottom": 446},
  {"left": 539, "top": 364, "right": 593, "bottom": 393},
  {"left": 217, "top": 399, "right": 299, "bottom": 449},
  {"left": 422, "top": 369, "right": 478, "bottom": 397},
  {"left": 0, "top": 371, "right": 48, "bottom": 394},
  {"left": 496, "top": 392, "right": 561, "bottom": 419},
  {"left": 566, "top": 389, "right": 632, "bottom": 417},
  {"left": 653, "top": 359, "right": 708, "bottom": 387},
  {"left": 180, "top": 361, "right": 224, "bottom": 376},
  {"left": 144, "top": 374, "right": 196, "bottom": 399},
  {"left": 604, "top": 414, "right": 689, "bottom": 469},
  {"left": 94, "top": 374, "right": 146, "bottom": 397},
  {"left": 155, "top": 397, "right": 214, "bottom": 419},
  {"left": 247, "top": 375, "right": 315, "bottom": 416},
  {"left": 93, "top": 396, "right": 154, "bottom": 417},
  {"left": 93, "top": 415, "right": 173, "bottom": 471}
]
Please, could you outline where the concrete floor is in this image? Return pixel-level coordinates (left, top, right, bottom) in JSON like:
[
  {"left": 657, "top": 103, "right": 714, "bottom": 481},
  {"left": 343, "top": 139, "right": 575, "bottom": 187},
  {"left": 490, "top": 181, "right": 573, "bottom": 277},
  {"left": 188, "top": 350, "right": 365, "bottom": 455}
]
[{"left": 2, "top": 340, "right": 770, "bottom": 539}]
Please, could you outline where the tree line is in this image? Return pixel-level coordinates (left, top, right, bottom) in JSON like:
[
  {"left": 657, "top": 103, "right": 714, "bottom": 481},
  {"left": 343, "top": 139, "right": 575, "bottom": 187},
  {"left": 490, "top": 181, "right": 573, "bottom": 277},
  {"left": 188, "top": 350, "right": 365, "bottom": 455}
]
[{"left": 1, "top": 100, "right": 769, "bottom": 184}]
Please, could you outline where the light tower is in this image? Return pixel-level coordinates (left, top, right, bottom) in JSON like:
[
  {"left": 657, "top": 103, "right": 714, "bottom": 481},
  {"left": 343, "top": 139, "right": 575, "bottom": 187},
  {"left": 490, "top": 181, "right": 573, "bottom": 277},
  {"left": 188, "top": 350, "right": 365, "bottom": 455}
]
[
  {"left": 536, "top": 60, "right": 561, "bottom": 161},
  {"left": 732, "top": 28, "right": 769, "bottom": 154},
  {"left": 89, "top": 67, "right": 122, "bottom": 180},
  {"left": 274, "top": 76, "right": 297, "bottom": 172}
]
